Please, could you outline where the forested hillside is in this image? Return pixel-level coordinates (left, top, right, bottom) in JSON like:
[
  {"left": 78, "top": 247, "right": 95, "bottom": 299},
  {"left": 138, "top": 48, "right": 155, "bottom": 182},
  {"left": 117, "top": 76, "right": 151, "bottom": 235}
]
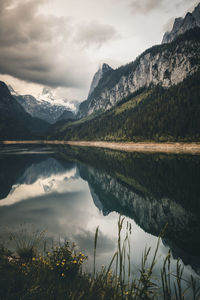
[
  {"left": 49, "top": 71, "right": 200, "bottom": 142},
  {"left": 0, "top": 82, "right": 49, "bottom": 140}
]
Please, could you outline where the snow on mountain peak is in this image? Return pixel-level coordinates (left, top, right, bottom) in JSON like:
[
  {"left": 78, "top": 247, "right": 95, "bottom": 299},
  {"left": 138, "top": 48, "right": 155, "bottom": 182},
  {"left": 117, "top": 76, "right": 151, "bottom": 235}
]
[
  {"left": 37, "top": 87, "right": 78, "bottom": 112},
  {"left": 8, "top": 85, "right": 19, "bottom": 97}
]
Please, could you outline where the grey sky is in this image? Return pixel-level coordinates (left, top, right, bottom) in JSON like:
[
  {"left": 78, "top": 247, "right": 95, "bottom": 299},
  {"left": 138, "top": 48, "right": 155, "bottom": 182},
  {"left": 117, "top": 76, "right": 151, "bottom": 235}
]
[{"left": 0, "top": 0, "right": 199, "bottom": 101}]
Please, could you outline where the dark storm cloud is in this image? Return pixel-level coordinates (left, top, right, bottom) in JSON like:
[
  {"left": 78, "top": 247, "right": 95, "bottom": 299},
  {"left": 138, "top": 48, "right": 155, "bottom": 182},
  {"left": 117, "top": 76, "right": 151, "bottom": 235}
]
[
  {"left": 75, "top": 21, "right": 119, "bottom": 48},
  {"left": 0, "top": 0, "right": 119, "bottom": 88}
]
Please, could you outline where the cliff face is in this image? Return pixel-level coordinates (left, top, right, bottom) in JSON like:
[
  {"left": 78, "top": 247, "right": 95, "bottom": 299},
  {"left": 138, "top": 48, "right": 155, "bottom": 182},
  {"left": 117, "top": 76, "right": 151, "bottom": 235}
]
[
  {"left": 14, "top": 94, "right": 69, "bottom": 124},
  {"left": 78, "top": 28, "right": 200, "bottom": 118},
  {"left": 162, "top": 3, "right": 200, "bottom": 44},
  {"left": 88, "top": 63, "right": 112, "bottom": 97}
]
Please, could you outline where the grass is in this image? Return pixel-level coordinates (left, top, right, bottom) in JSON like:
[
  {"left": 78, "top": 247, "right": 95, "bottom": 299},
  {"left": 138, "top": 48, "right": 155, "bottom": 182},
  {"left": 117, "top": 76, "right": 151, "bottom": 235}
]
[
  {"left": 9, "top": 225, "right": 45, "bottom": 260},
  {"left": 0, "top": 217, "right": 200, "bottom": 299},
  {"left": 114, "top": 91, "right": 151, "bottom": 116}
]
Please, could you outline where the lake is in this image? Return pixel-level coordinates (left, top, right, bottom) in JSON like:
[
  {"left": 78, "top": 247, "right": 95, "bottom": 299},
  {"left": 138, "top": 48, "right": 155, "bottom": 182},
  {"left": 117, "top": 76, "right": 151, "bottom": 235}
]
[{"left": 0, "top": 144, "right": 200, "bottom": 286}]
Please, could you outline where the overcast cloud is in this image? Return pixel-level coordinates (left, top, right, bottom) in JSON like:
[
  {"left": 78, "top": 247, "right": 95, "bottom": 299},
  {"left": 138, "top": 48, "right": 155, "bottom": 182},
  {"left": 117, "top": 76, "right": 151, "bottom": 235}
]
[
  {"left": 75, "top": 21, "right": 119, "bottom": 48},
  {"left": 0, "top": 0, "right": 119, "bottom": 94},
  {"left": 129, "top": 0, "right": 196, "bottom": 14},
  {"left": 130, "top": 0, "right": 163, "bottom": 13},
  {"left": 0, "top": 0, "right": 199, "bottom": 101}
]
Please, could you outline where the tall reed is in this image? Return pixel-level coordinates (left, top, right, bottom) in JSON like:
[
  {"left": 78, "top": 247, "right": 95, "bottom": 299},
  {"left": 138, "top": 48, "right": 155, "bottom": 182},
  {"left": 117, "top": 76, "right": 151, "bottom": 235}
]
[
  {"left": 92, "top": 215, "right": 200, "bottom": 299},
  {"left": 1, "top": 217, "right": 200, "bottom": 299}
]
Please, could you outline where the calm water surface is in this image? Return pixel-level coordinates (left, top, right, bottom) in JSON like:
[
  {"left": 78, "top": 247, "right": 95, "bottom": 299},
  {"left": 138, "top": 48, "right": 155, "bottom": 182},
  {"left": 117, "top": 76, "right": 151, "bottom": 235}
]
[{"left": 0, "top": 144, "right": 200, "bottom": 285}]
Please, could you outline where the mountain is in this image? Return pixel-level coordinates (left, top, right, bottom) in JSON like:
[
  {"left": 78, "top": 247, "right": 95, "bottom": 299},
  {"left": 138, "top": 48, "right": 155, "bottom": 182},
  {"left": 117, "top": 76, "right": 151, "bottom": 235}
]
[
  {"left": 77, "top": 27, "right": 200, "bottom": 118},
  {"left": 88, "top": 63, "right": 113, "bottom": 97},
  {"left": 0, "top": 81, "right": 49, "bottom": 140},
  {"left": 57, "top": 110, "right": 76, "bottom": 122},
  {"left": 78, "top": 63, "right": 113, "bottom": 118},
  {"left": 162, "top": 3, "right": 200, "bottom": 44},
  {"left": 10, "top": 87, "right": 77, "bottom": 124},
  {"left": 15, "top": 94, "right": 74, "bottom": 124},
  {"left": 38, "top": 87, "right": 79, "bottom": 112},
  {"left": 49, "top": 69, "right": 200, "bottom": 142}
]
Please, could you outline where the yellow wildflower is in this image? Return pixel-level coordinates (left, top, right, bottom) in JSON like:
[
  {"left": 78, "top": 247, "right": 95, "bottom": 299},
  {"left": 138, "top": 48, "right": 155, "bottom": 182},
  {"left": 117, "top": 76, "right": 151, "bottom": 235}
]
[
  {"left": 32, "top": 257, "right": 36, "bottom": 261},
  {"left": 61, "top": 273, "right": 64, "bottom": 277}
]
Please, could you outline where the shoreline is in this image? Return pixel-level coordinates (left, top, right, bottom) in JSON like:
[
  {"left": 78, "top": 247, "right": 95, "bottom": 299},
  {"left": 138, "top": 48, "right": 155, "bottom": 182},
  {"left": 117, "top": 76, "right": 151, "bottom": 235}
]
[{"left": 1, "top": 140, "right": 200, "bottom": 154}]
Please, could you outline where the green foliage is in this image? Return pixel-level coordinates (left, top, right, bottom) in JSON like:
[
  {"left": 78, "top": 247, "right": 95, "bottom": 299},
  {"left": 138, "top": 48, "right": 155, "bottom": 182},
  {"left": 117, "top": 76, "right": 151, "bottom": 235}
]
[
  {"left": 49, "top": 71, "right": 200, "bottom": 142},
  {"left": 9, "top": 226, "right": 45, "bottom": 260},
  {"left": 1, "top": 219, "right": 200, "bottom": 299},
  {"left": 0, "top": 242, "right": 87, "bottom": 299}
]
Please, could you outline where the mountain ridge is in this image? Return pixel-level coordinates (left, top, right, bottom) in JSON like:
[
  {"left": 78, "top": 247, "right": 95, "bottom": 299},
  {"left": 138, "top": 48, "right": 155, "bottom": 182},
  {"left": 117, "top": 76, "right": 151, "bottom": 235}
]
[
  {"left": 88, "top": 63, "right": 113, "bottom": 97},
  {"left": 0, "top": 81, "right": 49, "bottom": 140},
  {"left": 9, "top": 86, "right": 77, "bottom": 124},
  {"left": 162, "top": 3, "right": 200, "bottom": 44},
  {"left": 49, "top": 69, "right": 200, "bottom": 142},
  {"left": 77, "top": 27, "right": 200, "bottom": 118}
]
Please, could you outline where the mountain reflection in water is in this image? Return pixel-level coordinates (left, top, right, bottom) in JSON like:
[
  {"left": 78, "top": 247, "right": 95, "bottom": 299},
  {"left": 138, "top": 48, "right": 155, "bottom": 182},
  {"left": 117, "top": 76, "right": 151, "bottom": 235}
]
[{"left": 0, "top": 144, "right": 200, "bottom": 280}]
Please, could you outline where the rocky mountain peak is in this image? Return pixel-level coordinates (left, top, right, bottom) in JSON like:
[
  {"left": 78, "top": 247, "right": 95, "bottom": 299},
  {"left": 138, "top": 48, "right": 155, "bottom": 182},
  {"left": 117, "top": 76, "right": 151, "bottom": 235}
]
[
  {"left": 8, "top": 84, "right": 19, "bottom": 97},
  {"left": 41, "top": 87, "right": 50, "bottom": 95},
  {"left": 193, "top": 2, "right": 200, "bottom": 25},
  {"left": 100, "top": 63, "right": 112, "bottom": 72},
  {"left": 162, "top": 2, "right": 200, "bottom": 44},
  {"left": 38, "top": 87, "right": 55, "bottom": 103},
  {"left": 88, "top": 63, "right": 113, "bottom": 98},
  {"left": 0, "top": 81, "right": 11, "bottom": 96},
  {"left": 5, "top": 84, "right": 78, "bottom": 123}
]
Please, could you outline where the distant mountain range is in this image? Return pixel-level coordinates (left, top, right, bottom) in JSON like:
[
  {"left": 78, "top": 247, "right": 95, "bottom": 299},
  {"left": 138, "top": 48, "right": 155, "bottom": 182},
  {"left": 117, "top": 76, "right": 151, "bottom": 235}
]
[
  {"left": 0, "top": 3, "right": 200, "bottom": 141},
  {"left": 9, "top": 86, "right": 77, "bottom": 124},
  {"left": 0, "top": 81, "right": 49, "bottom": 139}
]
